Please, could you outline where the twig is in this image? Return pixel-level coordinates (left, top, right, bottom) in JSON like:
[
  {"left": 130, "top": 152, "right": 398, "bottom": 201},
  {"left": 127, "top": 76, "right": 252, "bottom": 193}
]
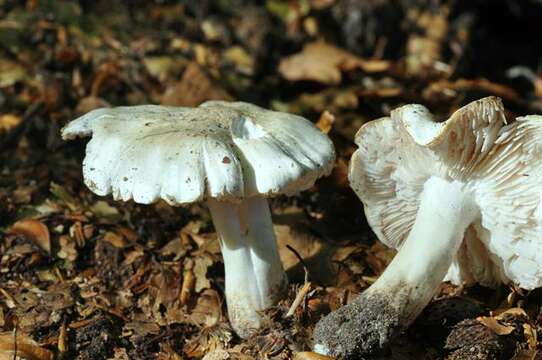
[
  {"left": 286, "top": 281, "right": 312, "bottom": 318},
  {"left": 286, "top": 244, "right": 310, "bottom": 284},
  {"left": 12, "top": 325, "right": 17, "bottom": 360},
  {"left": 285, "top": 245, "right": 312, "bottom": 318}
]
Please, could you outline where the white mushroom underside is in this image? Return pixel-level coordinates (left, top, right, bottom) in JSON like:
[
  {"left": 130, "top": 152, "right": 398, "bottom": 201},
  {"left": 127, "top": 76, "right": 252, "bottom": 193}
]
[
  {"left": 351, "top": 97, "right": 542, "bottom": 290},
  {"left": 61, "top": 102, "right": 335, "bottom": 204}
]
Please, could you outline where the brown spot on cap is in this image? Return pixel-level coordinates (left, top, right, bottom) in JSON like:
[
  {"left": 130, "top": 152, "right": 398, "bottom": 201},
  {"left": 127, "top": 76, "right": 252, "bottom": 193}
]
[{"left": 222, "top": 156, "right": 231, "bottom": 164}]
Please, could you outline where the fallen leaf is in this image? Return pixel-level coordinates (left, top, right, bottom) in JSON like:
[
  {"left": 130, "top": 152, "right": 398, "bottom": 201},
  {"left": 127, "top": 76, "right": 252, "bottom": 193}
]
[
  {"left": 89, "top": 200, "right": 120, "bottom": 220},
  {"left": 103, "top": 232, "right": 129, "bottom": 248},
  {"left": 202, "top": 349, "right": 230, "bottom": 360},
  {"left": 189, "top": 289, "right": 222, "bottom": 327},
  {"left": 0, "top": 59, "right": 28, "bottom": 87},
  {"left": 365, "top": 242, "right": 395, "bottom": 276},
  {"left": 180, "top": 263, "right": 195, "bottom": 305},
  {"left": 523, "top": 323, "right": 537, "bottom": 350},
  {"left": 423, "top": 78, "right": 520, "bottom": 102},
  {"left": 332, "top": 245, "right": 363, "bottom": 262},
  {"left": 279, "top": 41, "right": 389, "bottom": 84},
  {"left": 110, "top": 347, "right": 131, "bottom": 360},
  {"left": 309, "top": 0, "right": 335, "bottom": 9},
  {"left": 49, "top": 182, "right": 78, "bottom": 211},
  {"left": 511, "top": 349, "right": 538, "bottom": 360},
  {"left": 222, "top": 46, "right": 255, "bottom": 75},
  {"left": 143, "top": 56, "right": 186, "bottom": 82},
  {"left": 293, "top": 352, "right": 333, "bottom": 360},
  {"left": 58, "top": 322, "right": 67, "bottom": 353},
  {"left": 495, "top": 307, "right": 528, "bottom": 318},
  {"left": 477, "top": 316, "right": 515, "bottom": 335},
  {"left": 124, "top": 321, "right": 160, "bottom": 337},
  {"left": 0, "top": 332, "right": 53, "bottom": 360},
  {"left": 160, "top": 237, "right": 187, "bottom": 260},
  {"left": 9, "top": 219, "right": 51, "bottom": 254},
  {"left": 161, "top": 62, "right": 232, "bottom": 107},
  {"left": 0, "top": 114, "right": 21, "bottom": 133},
  {"left": 74, "top": 96, "right": 111, "bottom": 114},
  {"left": 194, "top": 255, "right": 213, "bottom": 293},
  {"left": 315, "top": 111, "right": 335, "bottom": 134}
]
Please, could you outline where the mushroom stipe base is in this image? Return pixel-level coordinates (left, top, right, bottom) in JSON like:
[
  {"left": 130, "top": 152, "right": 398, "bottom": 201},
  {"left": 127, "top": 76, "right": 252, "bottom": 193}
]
[
  {"left": 207, "top": 197, "right": 288, "bottom": 338},
  {"left": 313, "top": 290, "right": 403, "bottom": 358}
]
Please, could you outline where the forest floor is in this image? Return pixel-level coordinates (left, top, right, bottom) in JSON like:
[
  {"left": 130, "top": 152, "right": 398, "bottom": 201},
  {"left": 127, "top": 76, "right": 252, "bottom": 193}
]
[{"left": 1, "top": 1, "right": 542, "bottom": 359}]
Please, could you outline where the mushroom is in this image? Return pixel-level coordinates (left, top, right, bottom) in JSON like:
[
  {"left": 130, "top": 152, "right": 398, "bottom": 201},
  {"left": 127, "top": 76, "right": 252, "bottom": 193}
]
[
  {"left": 61, "top": 101, "right": 335, "bottom": 338},
  {"left": 313, "top": 97, "right": 542, "bottom": 357}
]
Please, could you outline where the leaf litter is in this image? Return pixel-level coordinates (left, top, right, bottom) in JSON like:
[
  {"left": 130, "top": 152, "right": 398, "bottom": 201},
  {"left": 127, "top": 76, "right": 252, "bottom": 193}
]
[{"left": 1, "top": 1, "right": 542, "bottom": 359}]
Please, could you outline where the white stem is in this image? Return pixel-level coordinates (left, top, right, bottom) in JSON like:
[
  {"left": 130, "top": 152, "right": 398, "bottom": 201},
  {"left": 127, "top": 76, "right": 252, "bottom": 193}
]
[
  {"left": 368, "top": 176, "right": 479, "bottom": 323},
  {"left": 207, "top": 196, "right": 287, "bottom": 338},
  {"left": 313, "top": 177, "right": 480, "bottom": 357}
]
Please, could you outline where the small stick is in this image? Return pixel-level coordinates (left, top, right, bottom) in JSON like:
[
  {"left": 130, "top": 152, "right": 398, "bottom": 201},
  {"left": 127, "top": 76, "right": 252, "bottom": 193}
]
[
  {"left": 286, "top": 244, "right": 310, "bottom": 284},
  {"left": 285, "top": 245, "right": 312, "bottom": 318},
  {"left": 12, "top": 325, "right": 17, "bottom": 360},
  {"left": 286, "top": 281, "right": 312, "bottom": 318}
]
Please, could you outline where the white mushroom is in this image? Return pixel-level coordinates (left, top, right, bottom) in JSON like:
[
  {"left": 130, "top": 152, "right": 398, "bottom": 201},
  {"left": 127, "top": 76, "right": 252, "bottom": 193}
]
[
  {"left": 62, "top": 101, "right": 335, "bottom": 338},
  {"left": 313, "top": 97, "right": 542, "bottom": 357}
]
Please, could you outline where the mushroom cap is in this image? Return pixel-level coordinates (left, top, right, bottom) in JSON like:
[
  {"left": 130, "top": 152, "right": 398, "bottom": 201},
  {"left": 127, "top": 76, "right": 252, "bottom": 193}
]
[
  {"left": 350, "top": 97, "right": 542, "bottom": 290},
  {"left": 62, "top": 101, "right": 335, "bottom": 205}
]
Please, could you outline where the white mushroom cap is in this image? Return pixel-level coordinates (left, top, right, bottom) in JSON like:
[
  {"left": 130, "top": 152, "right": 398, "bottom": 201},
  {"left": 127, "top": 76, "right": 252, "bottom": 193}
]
[
  {"left": 61, "top": 101, "right": 335, "bottom": 205},
  {"left": 350, "top": 96, "right": 542, "bottom": 290}
]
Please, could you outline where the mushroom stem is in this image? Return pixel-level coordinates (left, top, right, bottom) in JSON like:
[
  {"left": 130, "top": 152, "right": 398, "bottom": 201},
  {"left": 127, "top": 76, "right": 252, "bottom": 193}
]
[
  {"left": 314, "top": 176, "right": 479, "bottom": 357},
  {"left": 207, "top": 196, "right": 288, "bottom": 338}
]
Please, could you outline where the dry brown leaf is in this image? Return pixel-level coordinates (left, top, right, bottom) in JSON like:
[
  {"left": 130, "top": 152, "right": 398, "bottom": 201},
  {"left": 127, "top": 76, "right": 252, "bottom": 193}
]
[
  {"left": 194, "top": 255, "right": 213, "bottom": 292},
  {"left": 476, "top": 316, "right": 515, "bottom": 335},
  {"left": 357, "top": 86, "right": 402, "bottom": 98},
  {"left": 57, "top": 235, "right": 77, "bottom": 261},
  {"left": 293, "top": 352, "right": 334, "bottom": 360},
  {"left": 523, "top": 323, "right": 537, "bottom": 350},
  {"left": 222, "top": 46, "right": 255, "bottom": 75},
  {"left": 309, "top": 0, "right": 336, "bottom": 10},
  {"left": 511, "top": 349, "right": 538, "bottom": 360},
  {"left": 74, "top": 96, "right": 111, "bottom": 114},
  {"left": 0, "top": 332, "right": 53, "bottom": 360},
  {"left": 202, "top": 349, "right": 230, "bottom": 360},
  {"left": 9, "top": 219, "right": 51, "bottom": 254},
  {"left": 180, "top": 258, "right": 195, "bottom": 305},
  {"left": 103, "top": 231, "right": 128, "bottom": 248},
  {"left": 332, "top": 245, "right": 363, "bottom": 262},
  {"left": 316, "top": 111, "right": 335, "bottom": 134},
  {"left": 0, "top": 289, "right": 16, "bottom": 309},
  {"left": 279, "top": 41, "right": 389, "bottom": 84},
  {"left": 365, "top": 242, "right": 395, "bottom": 276},
  {"left": 160, "top": 237, "right": 187, "bottom": 259},
  {"left": 57, "top": 322, "right": 67, "bottom": 353},
  {"left": 110, "top": 347, "right": 131, "bottom": 360},
  {"left": 0, "top": 59, "right": 28, "bottom": 87},
  {"left": 0, "top": 114, "right": 21, "bottom": 133},
  {"left": 423, "top": 78, "right": 520, "bottom": 102},
  {"left": 161, "top": 62, "right": 232, "bottom": 107},
  {"left": 124, "top": 321, "right": 160, "bottom": 337},
  {"left": 189, "top": 289, "right": 222, "bottom": 327},
  {"left": 276, "top": 225, "right": 323, "bottom": 270},
  {"left": 493, "top": 307, "right": 528, "bottom": 319}
]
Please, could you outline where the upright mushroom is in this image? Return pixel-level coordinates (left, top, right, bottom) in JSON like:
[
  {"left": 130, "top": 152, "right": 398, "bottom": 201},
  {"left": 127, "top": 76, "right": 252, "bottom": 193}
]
[
  {"left": 314, "top": 97, "right": 542, "bottom": 357},
  {"left": 62, "top": 101, "right": 335, "bottom": 338}
]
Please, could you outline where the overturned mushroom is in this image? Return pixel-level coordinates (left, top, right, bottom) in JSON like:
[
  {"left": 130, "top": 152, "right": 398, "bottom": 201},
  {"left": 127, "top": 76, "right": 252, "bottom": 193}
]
[
  {"left": 313, "top": 97, "right": 542, "bottom": 357},
  {"left": 62, "top": 101, "right": 335, "bottom": 338}
]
